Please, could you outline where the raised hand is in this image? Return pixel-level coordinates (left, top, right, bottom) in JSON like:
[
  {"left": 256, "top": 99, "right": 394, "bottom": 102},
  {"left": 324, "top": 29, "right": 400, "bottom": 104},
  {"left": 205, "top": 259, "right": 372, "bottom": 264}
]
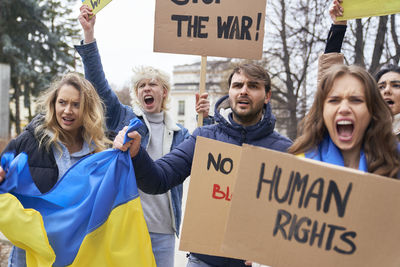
[
  {"left": 78, "top": 4, "right": 96, "bottom": 43},
  {"left": 329, "top": 0, "right": 346, "bottom": 25}
]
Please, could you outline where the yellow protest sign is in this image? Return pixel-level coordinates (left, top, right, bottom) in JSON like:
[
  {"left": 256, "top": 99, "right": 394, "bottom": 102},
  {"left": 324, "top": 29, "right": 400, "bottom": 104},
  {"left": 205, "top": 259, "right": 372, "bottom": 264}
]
[
  {"left": 338, "top": 0, "right": 400, "bottom": 20},
  {"left": 82, "top": 0, "right": 114, "bottom": 15}
]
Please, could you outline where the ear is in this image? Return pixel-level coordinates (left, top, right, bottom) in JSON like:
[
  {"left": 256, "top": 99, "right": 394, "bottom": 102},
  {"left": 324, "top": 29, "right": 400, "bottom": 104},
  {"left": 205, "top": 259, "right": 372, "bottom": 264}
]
[
  {"left": 264, "top": 91, "right": 272, "bottom": 104},
  {"left": 163, "top": 87, "right": 168, "bottom": 98}
]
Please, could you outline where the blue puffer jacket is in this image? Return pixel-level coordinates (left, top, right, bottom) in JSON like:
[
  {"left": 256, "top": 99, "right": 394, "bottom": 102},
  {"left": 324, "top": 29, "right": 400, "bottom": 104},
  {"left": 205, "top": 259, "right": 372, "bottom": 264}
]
[
  {"left": 133, "top": 95, "right": 292, "bottom": 267},
  {"left": 74, "top": 41, "right": 188, "bottom": 236},
  {"left": 1, "top": 115, "right": 58, "bottom": 194}
]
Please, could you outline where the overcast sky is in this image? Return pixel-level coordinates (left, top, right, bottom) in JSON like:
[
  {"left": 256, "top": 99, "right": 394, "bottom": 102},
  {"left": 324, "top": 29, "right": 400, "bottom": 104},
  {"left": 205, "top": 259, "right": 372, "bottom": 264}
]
[{"left": 73, "top": 0, "right": 201, "bottom": 89}]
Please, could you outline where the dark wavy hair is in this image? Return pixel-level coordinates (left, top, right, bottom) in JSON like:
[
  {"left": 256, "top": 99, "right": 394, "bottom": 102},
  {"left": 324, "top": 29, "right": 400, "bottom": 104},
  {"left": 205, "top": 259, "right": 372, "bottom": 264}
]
[
  {"left": 289, "top": 64, "right": 400, "bottom": 178},
  {"left": 228, "top": 63, "right": 271, "bottom": 93},
  {"left": 374, "top": 64, "right": 400, "bottom": 82}
]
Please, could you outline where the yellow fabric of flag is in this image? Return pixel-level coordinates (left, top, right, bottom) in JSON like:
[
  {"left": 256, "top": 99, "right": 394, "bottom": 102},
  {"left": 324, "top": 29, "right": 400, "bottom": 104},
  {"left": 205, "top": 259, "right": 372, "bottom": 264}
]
[
  {"left": 71, "top": 198, "right": 155, "bottom": 267},
  {"left": 0, "top": 194, "right": 55, "bottom": 267},
  {"left": 0, "top": 193, "right": 156, "bottom": 267}
]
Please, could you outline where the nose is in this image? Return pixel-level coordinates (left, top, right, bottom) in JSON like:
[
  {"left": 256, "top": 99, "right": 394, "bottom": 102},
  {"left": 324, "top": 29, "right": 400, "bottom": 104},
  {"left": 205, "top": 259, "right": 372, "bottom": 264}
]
[
  {"left": 338, "top": 101, "right": 351, "bottom": 114},
  {"left": 382, "top": 84, "right": 392, "bottom": 95},
  {"left": 64, "top": 104, "right": 73, "bottom": 114},
  {"left": 239, "top": 84, "right": 248, "bottom": 95},
  {"left": 142, "top": 85, "right": 152, "bottom": 93}
]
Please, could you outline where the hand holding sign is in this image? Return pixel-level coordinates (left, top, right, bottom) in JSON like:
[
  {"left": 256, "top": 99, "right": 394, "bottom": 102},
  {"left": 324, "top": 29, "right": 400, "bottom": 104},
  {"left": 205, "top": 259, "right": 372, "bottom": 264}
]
[
  {"left": 195, "top": 92, "right": 210, "bottom": 118},
  {"left": 78, "top": 5, "right": 96, "bottom": 44},
  {"left": 154, "top": 0, "right": 267, "bottom": 127},
  {"left": 82, "top": 0, "right": 114, "bottom": 15},
  {"left": 329, "top": 0, "right": 346, "bottom": 25}
]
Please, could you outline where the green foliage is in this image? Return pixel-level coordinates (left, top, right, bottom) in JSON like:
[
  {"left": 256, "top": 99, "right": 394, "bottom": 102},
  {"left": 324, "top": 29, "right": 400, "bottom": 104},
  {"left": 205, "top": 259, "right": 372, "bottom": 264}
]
[{"left": 0, "top": 0, "right": 80, "bottom": 133}]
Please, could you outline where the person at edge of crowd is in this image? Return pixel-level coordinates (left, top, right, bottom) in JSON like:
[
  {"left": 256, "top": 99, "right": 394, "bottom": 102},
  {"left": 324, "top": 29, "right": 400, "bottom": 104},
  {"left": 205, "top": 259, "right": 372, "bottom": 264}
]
[
  {"left": 114, "top": 63, "right": 293, "bottom": 267},
  {"left": 289, "top": 64, "right": 400, "bottom": 178},
  {"left": 0, "top": 72, "right": 113, "bottom": 267},
  {"left": 321, "top": 0, "right": 400, "bottom": 139},
  {"left": 75, "top": 5, "right": 212, "bottom": 267}
]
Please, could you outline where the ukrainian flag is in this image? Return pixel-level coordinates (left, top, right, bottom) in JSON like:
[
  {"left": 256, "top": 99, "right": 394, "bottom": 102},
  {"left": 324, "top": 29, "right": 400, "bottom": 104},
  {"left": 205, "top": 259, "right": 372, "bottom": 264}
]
[
  {"left": 300, "top": 135, "right": 367, "bottom": 171},
  {"left": 0, "top": 119, "right": 156, "bottom": 267}
]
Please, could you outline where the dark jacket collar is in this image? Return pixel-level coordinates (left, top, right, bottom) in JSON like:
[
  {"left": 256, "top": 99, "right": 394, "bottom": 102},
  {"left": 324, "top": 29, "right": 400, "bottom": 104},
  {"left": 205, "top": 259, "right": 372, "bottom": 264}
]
[{"left": 213, "top": 95, "right": 276, "bottom": 141}]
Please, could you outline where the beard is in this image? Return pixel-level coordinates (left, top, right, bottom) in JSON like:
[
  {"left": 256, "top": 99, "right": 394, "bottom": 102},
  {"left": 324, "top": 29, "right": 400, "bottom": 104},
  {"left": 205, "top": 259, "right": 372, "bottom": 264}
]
[{"left": 229, "top": 100, "right": 265, "bottom": 126}]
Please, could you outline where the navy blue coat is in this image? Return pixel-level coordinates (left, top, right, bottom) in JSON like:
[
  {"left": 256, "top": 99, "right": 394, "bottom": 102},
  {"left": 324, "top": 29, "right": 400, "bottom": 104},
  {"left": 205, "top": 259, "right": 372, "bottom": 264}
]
[
  {"left": 134, "top": 95, "right": 292, "bottom": 267},
  {"left": 1, "top": 116, "right": 58, "bottom": 193}
]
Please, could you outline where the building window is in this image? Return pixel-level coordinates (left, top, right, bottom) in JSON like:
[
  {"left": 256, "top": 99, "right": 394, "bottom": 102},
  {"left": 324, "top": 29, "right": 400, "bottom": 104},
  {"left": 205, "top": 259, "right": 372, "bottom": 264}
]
[{"left": 178, "top": 100, "right": 185, "bottom": 115}]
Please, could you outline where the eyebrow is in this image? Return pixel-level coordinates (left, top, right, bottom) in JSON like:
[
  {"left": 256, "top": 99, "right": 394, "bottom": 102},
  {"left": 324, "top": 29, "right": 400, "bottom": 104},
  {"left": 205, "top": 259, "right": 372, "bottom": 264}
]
[
  {"left": 378, "top": 80, "right": 400, "bottom": 84},
  {"left": 231, "top": 81, "right": 244, "bottom": 86},
  {"left": 327, "top": 94, "right": 365, "bottom": 98},
  {"left": 231, "top": 81, "right": 260, "bottom": 86},
  {"left": 349, "top": 95, "right": 365, "bottom": 99},
  {"left": 58, "top": 98, "right": 80, "bottom": 102}
]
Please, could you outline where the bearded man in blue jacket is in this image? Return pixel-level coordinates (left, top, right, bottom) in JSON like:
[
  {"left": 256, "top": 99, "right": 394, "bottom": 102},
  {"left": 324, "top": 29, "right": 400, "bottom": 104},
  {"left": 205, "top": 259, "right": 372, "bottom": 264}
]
[{"left": 116, "top": 63, "right": 293, "bottom": 267}]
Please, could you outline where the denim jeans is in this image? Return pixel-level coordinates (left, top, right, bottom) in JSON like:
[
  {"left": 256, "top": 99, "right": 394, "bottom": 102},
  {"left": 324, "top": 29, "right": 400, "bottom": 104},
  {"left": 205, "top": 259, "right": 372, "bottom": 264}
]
[
  {"left": 8, "top": 246, "right": 26, "bottom": 267},
  {"left": 186, "top": 254, "right": 213, "bottom": 267},
  {"left": 150, "top": 232, "right": 175, "bottom": 267}
]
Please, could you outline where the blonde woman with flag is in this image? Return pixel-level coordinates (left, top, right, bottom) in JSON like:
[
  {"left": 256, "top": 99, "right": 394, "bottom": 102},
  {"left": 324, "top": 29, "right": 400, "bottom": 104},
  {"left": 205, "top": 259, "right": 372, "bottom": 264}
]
[
  {"left": 0, "top": 73, "right": 155, "bottom": 267},
  {"left": 0, "top": 73, "right": 111, "bottom": 266}
]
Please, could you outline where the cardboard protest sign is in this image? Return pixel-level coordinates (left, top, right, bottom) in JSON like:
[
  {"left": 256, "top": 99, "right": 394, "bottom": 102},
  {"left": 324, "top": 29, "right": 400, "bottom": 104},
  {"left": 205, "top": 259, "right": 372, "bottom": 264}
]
[
  {"left": 82, "top": 0, "right": 114, "bottom": 15},
  {"left": 154, "top": 0, "right": 267, "bottom": 59},
  {"left": 179, "top": 136, "right": 242, "bottom": 256},
  {"left": 338, "top": 0, "right": 400, "bottom": 20},
  {"left": 222, "top": 144, "right": 400, "bottom": 267}
]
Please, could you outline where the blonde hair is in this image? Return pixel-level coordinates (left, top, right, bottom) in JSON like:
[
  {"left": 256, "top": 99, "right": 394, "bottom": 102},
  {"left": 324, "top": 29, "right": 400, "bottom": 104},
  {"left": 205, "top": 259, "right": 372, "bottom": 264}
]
[
  {"left": 35, "top": 72, "right": 111, "bottom": 153},
  {"left": 130, "top": 66, "right": 171, "bottom": 111},
  {"left": 289, "top": 64, "right": 400, "bottom": 178}
]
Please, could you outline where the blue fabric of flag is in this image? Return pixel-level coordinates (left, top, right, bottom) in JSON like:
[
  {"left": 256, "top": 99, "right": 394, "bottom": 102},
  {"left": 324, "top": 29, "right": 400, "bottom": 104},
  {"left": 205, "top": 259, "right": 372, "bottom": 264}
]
[{"left": 305, "top": 135, "right": 367, "bottom": 172}]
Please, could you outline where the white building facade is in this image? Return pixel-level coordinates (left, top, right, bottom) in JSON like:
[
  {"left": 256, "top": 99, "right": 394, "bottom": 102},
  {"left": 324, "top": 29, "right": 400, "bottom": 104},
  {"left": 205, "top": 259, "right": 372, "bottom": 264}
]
[{"left": 169, "top": 60, "right": 231, "bottom": 133}]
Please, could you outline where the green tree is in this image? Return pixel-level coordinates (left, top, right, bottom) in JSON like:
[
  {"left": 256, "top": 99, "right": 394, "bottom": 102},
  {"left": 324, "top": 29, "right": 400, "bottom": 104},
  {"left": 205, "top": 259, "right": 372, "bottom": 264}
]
[{"left": 0, "top": 0, "right": 80, "bottom": 134}]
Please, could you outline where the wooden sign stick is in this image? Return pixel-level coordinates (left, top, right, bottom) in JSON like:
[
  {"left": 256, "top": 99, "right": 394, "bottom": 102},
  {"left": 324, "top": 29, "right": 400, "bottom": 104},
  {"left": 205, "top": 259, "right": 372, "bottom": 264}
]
[{"left": 197, "top": 56, "right": 207, "bottom": 127}]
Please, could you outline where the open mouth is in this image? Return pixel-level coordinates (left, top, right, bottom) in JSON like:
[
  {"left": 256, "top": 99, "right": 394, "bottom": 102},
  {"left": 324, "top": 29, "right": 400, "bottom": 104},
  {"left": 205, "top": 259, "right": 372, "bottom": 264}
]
[
  {"left": 385, "top": 99, "right": 394, "bottom": 106},
  {"left": 62, "top": 117, "right": 75, "bottom": 125},
  {"left": 144, "top": 96, "right": 154, "bottom": 105},
  {"left": 237, "top": 98, "right": 250, "bottom": 106},
  {"left": 336, "top": 120, "right": 353, "bottom": 140}
]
